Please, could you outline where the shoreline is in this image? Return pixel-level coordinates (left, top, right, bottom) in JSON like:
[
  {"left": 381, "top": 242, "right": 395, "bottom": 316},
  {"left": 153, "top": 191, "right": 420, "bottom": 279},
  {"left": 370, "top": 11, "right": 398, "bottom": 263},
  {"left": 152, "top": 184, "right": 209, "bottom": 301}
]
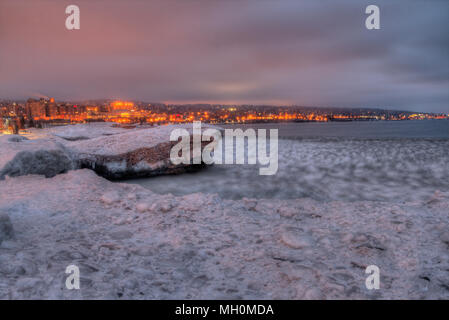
[{"left": 0, "top": 122, "right": 448, "bottom": 299}]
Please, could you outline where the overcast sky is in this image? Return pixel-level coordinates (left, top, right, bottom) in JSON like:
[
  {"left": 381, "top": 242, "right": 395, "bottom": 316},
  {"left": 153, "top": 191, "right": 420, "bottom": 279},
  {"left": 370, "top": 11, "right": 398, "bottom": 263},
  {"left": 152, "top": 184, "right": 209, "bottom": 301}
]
[{"left": 0, "top": 0, "right": 448, "bottom": 112}]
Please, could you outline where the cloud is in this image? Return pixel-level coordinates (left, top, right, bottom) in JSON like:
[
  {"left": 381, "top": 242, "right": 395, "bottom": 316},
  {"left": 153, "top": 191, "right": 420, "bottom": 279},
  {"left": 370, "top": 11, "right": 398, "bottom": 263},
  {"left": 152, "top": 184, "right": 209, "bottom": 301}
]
[{"left": 0, "top": 0, "right": 448, "bottom": 112}]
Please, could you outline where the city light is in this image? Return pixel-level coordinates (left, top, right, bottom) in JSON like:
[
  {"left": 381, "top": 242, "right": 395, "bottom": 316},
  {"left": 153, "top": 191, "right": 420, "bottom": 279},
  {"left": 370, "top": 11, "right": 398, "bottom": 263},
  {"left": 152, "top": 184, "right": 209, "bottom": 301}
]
[{"left": 1, "top": 97, "right": 448, "bottom": 134}]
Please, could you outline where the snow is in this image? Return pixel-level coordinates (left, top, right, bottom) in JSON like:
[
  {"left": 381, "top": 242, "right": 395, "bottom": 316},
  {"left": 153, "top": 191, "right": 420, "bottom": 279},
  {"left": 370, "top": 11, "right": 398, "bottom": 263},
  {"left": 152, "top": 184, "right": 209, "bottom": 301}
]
[
  {"left": 135, "top": 202, "right": 150, "bottom": 213},
  {"left": 0, "top": 169, "right": 448, "bottom": 299},
  {"left": 69, "top": 123, "right": 221, "bottom": 179},
  {"left": 0, "top": 213, "right": 14, "bottom": 243},
  {"left": 1, "top": 123, "right": 448, "bottom": 299},
  {"left": 280, "top": 228, "right": 315, "bottom": 249},
  {"left": 46, "top": 123, "right": 136, "bottom": 141},
  {"left": 131, "top": 137, "right": 449, "bottom": 202},
  {"left": 100, "top": 191, "right": 121, "bottom": 205},
  {"left": 70, "top": 123, "right": 221, "bottom": 156},
  {"left": 1, "top": 123, "right": 222, "bottom": 180},
  {"left": 0, "top": 135, "right": 74, "bottom": 179}
]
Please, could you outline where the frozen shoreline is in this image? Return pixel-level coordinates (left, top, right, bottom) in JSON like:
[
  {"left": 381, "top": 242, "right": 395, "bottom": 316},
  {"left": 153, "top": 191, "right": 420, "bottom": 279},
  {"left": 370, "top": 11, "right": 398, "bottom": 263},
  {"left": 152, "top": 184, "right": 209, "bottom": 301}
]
[
  {"left": 0, "top": 169, "right": 448, "bottom": 299},
  {"left": 0, "top": 123, "right": 448, "bottom": 299}
]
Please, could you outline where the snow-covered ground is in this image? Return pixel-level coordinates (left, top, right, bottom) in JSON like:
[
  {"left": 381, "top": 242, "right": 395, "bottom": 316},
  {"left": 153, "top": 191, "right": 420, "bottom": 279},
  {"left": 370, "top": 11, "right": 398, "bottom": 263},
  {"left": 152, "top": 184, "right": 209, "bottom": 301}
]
[
  {"left": 0, "top": 124, "right": 448, "bottom": 299},
  {"left": 0, "top": 169, "right": 448, "bottom": 299}
]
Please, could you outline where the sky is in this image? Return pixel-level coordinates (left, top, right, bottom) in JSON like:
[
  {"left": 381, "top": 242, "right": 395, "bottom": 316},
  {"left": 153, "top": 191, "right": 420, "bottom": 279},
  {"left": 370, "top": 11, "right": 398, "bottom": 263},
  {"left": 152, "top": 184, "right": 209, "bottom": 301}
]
[{"left": 0, "top": 0, "right": 448, "bottom": 113}]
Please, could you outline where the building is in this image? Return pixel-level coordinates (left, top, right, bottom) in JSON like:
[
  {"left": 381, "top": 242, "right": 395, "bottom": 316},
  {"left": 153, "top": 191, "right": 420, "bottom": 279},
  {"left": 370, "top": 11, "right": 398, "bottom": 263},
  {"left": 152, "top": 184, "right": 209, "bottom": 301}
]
[
  {"left": 47, "top": 97, "right": 58, "bottom": 117},
  {"left": 111, "top": 101, "right": 134, "bottom": 111},
  {"left": 26, "top": 98, "right": 47, "bottom": 119}
]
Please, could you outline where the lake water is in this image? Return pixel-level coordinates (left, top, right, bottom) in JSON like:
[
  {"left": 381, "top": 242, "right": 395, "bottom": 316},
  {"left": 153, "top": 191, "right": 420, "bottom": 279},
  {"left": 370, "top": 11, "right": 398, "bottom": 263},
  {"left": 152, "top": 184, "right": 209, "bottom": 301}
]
[{"left": 127, "top": 120, "right": 449, "bottom": 202}]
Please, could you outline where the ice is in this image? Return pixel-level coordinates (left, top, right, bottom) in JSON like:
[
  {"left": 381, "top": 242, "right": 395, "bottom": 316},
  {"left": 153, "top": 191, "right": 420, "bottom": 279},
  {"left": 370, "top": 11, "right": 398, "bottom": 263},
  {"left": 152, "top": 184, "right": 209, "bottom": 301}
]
[
  {"left": 280, "top": 228, "right": 315, "bottom": 249},
  {"left": 47, "top": 123, "right": 135, "bottom": 141},
  {"left": 0, "top": 169, "right": 447, "bottom": 299},
  {"left": 0, "top": 135, "right": 74, "bottom": 179},
  {"left": 131, "top": 137, "right": 449, "bottom": 203},
  {"left": 1, "top": 123, "right": 222, "bottom": 180},
  {"left": 100, "top": 191, "right": 121, "bottom": 205},
  {"left": 69, "top": 123, "right": 222, "bottom": 179},
  {"left": 135, "top": 202, "right": 151, "bottom": 213},
  {"left": 1, "top": 124, "right": 448, "bottom": 299}
]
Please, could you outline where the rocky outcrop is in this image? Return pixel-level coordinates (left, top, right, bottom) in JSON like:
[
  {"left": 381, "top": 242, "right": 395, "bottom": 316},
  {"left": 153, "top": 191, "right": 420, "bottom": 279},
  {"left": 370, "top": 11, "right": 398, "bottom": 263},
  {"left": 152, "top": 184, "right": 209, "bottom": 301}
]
[
  {"left": 0, "top": 135, "right": 74, "bottom": 179},
  {"left": 70, "top": 124, "right": 220, "bottom": 179},
  {"left": 0, "top": 123, "right": 221, "bottom": 180}
]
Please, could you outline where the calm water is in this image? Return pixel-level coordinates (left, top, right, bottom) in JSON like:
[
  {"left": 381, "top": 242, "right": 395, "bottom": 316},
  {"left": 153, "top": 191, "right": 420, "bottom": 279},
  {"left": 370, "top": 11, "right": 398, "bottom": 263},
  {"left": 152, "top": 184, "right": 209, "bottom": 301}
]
[{"left": 127, "top": 120, "right": 449, "bottom": 202}]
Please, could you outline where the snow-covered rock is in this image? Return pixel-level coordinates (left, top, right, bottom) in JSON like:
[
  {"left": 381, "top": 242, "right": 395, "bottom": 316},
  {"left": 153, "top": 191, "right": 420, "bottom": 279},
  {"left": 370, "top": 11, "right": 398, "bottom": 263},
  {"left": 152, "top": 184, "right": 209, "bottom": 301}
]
[
  {"left": 47, "top": 123, "right": 135, "bottom": 141},
  {"left": 0, "top": 135, "right": 74, "bottom": 179},
  {"left": 1, "top": 123, "right": 222, "bottom": 180},
  {"left": 70, "top": 124, "right": 221, "bottom": 179}
]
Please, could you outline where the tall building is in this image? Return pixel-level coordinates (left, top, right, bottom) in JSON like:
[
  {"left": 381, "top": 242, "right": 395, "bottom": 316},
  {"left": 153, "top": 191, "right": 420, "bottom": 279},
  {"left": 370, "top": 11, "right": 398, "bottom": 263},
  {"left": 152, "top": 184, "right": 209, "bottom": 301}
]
[
  {"left": 47, "top": 98, "right": 58, "bottom": 117},
  {"left": 25, "top": 98, "right": 60, "bottom": 118},
  {"left": 26, "top": 98, "right": 47, "bottom": 119}
]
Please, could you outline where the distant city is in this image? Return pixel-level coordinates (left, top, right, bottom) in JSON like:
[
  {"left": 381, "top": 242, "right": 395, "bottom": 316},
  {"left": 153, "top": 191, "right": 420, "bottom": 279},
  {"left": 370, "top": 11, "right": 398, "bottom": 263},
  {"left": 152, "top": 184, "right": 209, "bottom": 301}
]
[{"left": 1, "top": 97, "right": 448, "bottom": 134}]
